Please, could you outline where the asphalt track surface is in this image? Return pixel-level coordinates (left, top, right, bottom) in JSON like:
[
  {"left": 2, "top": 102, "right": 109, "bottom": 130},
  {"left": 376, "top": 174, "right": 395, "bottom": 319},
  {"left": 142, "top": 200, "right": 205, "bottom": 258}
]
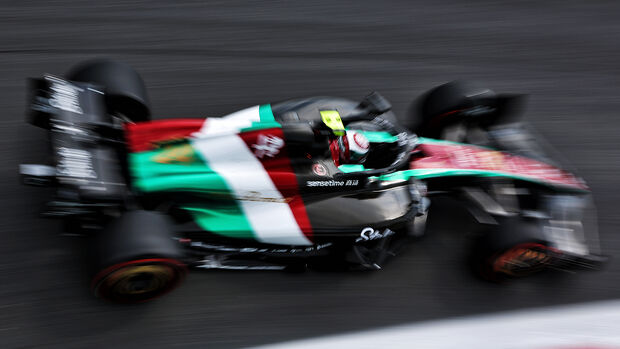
[{"left": 2, "top": 1, "right": 620, "bottom": 348}]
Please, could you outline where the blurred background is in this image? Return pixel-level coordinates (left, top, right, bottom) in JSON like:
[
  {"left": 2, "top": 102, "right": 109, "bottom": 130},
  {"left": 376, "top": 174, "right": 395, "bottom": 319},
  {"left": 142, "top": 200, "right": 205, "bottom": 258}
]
[{"left": 2, "top": 1, "right": 620, "bottom": 347}]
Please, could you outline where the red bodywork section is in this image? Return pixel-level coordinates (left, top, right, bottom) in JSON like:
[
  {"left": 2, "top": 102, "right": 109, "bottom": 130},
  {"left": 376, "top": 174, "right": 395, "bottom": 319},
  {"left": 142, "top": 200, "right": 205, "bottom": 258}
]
[
  {"left": 410, "top": 142, "right": 588, "bottom": 190},
  {"left": 237, "top": 128, "right": 313, "bottom": 239},
  {"left": 125, "top": 119, "right": 204, "bottom": 152}
]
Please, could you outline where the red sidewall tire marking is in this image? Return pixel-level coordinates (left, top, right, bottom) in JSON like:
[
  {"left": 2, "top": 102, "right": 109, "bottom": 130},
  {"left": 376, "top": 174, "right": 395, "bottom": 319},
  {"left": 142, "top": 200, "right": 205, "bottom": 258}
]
[
  {"left": 491, "top": 243, "right": 554, "bottom": 275},
  {"left": 91, "top": 258, "right": 187, "bottom": 302}
]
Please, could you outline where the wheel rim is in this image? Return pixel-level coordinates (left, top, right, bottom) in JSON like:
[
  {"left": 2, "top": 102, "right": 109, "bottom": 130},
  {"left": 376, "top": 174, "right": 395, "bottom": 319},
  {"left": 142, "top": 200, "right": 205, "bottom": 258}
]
[
  {"left": 93, "top": 259, "right": 186, "bottom": 303},
  {"left": 492, "top": 243, "right": 551, "bottom": 277}
]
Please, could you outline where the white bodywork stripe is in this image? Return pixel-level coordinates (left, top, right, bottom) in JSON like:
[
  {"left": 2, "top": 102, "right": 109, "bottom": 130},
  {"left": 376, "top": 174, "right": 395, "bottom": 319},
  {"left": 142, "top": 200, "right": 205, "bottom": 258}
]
[
  {"left": 194, "top": 105, "right": 260, "bottom": 137},
  {"left": 191, "top": 107, "right": 311, "bottom": 246}
]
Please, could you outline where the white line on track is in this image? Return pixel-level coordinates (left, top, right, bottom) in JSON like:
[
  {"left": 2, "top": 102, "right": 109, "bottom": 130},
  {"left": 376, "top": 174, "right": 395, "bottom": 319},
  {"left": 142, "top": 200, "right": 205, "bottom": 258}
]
[{"left": 251, "top": 300, "right": 620, "bottom": 349}]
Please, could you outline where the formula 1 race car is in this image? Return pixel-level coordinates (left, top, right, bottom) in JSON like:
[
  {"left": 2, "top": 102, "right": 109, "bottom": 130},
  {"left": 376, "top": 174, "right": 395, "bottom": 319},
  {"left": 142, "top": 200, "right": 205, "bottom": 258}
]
[{"left": 20, "top": 60, "right": 605, "bottom": 302}]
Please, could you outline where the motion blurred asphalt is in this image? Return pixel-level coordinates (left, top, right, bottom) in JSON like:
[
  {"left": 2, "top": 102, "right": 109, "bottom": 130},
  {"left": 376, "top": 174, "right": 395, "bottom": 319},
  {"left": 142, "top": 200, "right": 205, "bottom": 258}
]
[{"left": 2, "top": 1, "right": 620, "bottom": 348}]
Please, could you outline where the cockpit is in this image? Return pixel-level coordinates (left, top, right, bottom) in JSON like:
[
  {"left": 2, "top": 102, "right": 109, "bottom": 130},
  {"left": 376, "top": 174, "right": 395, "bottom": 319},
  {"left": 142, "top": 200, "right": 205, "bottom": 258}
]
[{"left": 270, "top": 92, "right": 416, "bottom": 177}]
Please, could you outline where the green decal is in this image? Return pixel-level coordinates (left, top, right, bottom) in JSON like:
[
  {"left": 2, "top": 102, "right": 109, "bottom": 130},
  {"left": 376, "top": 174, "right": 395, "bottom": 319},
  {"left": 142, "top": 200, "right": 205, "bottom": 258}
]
[
  {"left": 352, "top": 130, "right": 399, "bottom": 143},
  {"left": 240, "top": 104, "right": 282, "bottom": 132},
  {"left": 259, "top": 104, "right": 276, "bottom": 123},
  {"left": 338, "top": 164, "right": 366, "bottom": 173},
  {"left": 182, "top": 204, "right": 254, "bottom": 239},
  {"left": 129, "top": 143, "right": 258, "bottom": 239},
  {"left": 129, "top": 146, "right": 230, "bottom": 193}
]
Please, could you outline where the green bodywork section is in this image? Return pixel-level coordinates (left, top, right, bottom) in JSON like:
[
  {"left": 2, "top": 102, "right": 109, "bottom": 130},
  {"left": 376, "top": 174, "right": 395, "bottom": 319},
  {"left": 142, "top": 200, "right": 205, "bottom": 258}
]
[
  {"left": 130, "top": 145, "right": 228, "bottom": 193},
  {"left": 181, "top": 204, "right": 254, "bottom": 239},
  {"left": 338, "top": 164, "right": 367, "bottom": 173},
  {"left": 355, "top": 130, "right": 400, "bottom": 143},
  {"left": 130, "top": 144, "right": 254, "bottom": 238},
  {"left": 129, "top": 104, "right": 281, "bottom": 239},
  {"left": 239, "top": 104, "right": 281, "bottom": 132}
]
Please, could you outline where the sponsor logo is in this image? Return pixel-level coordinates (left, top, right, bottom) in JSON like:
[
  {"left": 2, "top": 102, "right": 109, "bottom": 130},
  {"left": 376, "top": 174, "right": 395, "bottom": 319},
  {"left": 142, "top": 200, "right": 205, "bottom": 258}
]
[
  {"left": 47, "top": 76, "right": 83, "bottom": 115},
  {"left": 307, "top": 180, "right": 344, "bottom": 187},
  {"left": 235, "top": 191, "right": 294, "bottom": 203},
  {"left": 153, "top": 144, "right": 196, "bottom": 164},
  {"left": 252, "top": 134, "right": 284, "bottom": 159},
  {"left": 56, "top": 147, "right": 96, "bottom": 178},
  {"left": 188, "top": 241, "right": 332, "bottom": 254},
  {"left": 356, "top": 227, "right": 395, "bottom": 242},
  {"left": 474, "top": 150, "right": 504, "bottom": 170},
  {"left": 306, "top": 179, "right": 360, "bottom": 187},
  {"left": 451, "top": 147, "right": 504, "bottom": 170},
  {"left": 312, "top": 163, "right": 327, "bottom": 176},
  {"left": 52, "top": 123, "right": 88, "bottom": 135},
  {"left": 345, "top": 179, "right": 360, "bottom": 186}
]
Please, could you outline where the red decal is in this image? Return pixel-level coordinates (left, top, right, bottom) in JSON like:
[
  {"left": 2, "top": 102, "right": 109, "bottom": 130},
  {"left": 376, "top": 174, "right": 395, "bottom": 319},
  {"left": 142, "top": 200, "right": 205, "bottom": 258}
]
[
  {"left": 329, "top": 139, "right": 341, "bottom": 166},
  {"left": 90, "top": 257, "right": 187, "bottom": 301},
  {"left": 239, "top": 128, "right": 314, "bottom": 241},
  {"left": 125, "top": 119, "right": 205, "bottom": 152},
  {"left": 312, "top": 163, "right": 327, "bottom": 176}
]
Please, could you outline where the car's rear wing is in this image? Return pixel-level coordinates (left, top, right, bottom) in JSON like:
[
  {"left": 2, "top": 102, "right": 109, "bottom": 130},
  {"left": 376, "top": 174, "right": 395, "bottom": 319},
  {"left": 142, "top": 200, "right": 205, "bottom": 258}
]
[
  {"left": 28, "top": 75, "right": 112, "bottom": 129},
  {"left": 21, "top": 76, "right": 127, "bottom": 215}
]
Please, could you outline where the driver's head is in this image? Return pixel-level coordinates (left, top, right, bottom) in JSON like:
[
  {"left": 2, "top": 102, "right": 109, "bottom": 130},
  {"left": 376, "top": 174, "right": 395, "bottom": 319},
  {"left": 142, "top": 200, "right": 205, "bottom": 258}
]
[{"left": 337, "top": 130, "right": 369, "bottom": 164}]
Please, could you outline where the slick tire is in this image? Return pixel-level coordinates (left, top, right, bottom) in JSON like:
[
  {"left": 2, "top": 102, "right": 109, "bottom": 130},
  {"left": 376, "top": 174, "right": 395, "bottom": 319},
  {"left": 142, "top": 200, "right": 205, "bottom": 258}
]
[
  {"left": 66, "top": 59, "right": 151, "bottom": 122},
  {"left": 471, "top": 216, "right": 553, "bottom": 281},
  {"left": 90, "top": 210, "right": 186, "bottom": 303}
]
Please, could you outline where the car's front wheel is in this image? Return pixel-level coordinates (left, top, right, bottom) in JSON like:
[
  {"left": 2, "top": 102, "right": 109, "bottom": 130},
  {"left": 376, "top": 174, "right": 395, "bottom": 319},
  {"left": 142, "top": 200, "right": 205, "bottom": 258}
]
[
  {"left": 407, "top": 80, "right": 497, "bottom": 139},
  {"left": 471, "top": 216, "right": 554, "bottom": 281}
]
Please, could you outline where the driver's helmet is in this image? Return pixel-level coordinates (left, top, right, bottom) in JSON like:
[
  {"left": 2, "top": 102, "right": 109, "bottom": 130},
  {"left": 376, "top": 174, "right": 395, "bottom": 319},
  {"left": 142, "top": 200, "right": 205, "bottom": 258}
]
[{"left": 336, "top": 130, "right": 369, "bottom": 164}]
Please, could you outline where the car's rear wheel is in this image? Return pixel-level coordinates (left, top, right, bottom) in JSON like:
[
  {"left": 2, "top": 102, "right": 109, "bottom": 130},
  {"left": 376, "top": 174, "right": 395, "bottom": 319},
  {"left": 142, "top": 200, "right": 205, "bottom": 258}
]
[
  {"left": 92, "top": 258, "right": 186, "bottom": 303},
  {"left": 66, "top": 59, "right": 151, "bottom": 122},
  {"left": 90, "top": 210, "right": 186, "bottom": 303}
]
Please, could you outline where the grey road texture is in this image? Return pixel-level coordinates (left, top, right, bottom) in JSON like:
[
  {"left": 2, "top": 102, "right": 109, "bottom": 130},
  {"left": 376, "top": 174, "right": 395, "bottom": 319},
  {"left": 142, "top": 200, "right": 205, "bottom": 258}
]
[{"left": 1, "top": 1, "right": 620, "bottom": 348}]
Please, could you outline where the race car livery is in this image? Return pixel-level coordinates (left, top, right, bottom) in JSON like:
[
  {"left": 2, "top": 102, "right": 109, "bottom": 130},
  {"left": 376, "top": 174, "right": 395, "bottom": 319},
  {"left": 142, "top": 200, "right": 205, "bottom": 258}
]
[{"left": 20, "top": 61, "right": 605, "bottom": 302}]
